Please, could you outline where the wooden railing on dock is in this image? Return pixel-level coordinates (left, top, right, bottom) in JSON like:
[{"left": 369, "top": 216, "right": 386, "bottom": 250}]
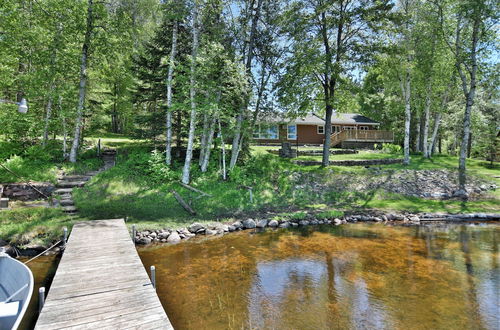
[
  {"left": 35, "top": 219, "right": 173, "bottom": 330},
  {"left": 331, "top": 130, "right": 394, "bottom": 146}
]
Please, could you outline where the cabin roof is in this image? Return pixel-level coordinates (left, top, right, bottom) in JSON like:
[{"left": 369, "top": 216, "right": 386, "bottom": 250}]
[{"left": 257, "top": 112, "right": 379, "bottom": 125}]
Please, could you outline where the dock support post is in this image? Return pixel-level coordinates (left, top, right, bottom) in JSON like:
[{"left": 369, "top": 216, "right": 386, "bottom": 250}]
[
  {"left": 132, "top": 224, "right": 136, "bottom": 243},
  {"left": 39, "top": 287, "right": 45, "bottom": 313},
  {"left": 150, "top": 265, "right": 156, "bottom": 289},
  {"left": 62, "top": 227, "right": 68, "bottom": 248}
]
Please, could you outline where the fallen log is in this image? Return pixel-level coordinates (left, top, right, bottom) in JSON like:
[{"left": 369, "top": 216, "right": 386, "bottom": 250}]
[
  {"left": 178, "top": 182, "right": 211, "bottom": 197},
  {"left": 171, "top": 189, "right": 196, "bottom": 215}
]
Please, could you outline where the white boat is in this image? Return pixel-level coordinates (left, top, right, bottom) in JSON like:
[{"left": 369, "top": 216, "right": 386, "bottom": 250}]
[{"left": 0, "top": 249, "right": 34, "bottom": 330}]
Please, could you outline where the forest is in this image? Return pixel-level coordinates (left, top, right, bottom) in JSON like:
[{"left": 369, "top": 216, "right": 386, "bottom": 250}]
[{"left": 0, "top": 0, "right": 498, "bottom": 195}]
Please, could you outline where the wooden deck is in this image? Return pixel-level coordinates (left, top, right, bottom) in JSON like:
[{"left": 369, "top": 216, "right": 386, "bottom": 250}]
[{"left": 35, "top": 219, "right": 173, "bottom": 330}]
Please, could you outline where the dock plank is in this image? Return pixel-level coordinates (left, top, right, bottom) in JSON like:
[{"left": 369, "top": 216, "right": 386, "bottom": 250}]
[{"left": 35, "top": 219, "right": 173, "bottom": 330}]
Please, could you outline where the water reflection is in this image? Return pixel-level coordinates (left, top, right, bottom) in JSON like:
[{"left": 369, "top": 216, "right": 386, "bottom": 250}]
[{"left": 138, "top": 223, "right": 499, "bottom": 330}]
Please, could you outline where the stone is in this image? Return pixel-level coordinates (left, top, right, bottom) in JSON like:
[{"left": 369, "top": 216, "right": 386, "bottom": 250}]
[
  {"left": 279, "top": 221, "right": 290, "bottom": 228},
  {"left": 232, "top": 221, "right": 242, "bottom": 229},
  {"left": 334, "top": 218, "right": 342, "bottom": 225},
  {"left": 290, "top": 222, "right": 298, "bottom": 227},
  {"left": 149, "top": 232, "right": 157, "bottom": 239},
  {"left": 310, "top": 220, "right": 319, "bottom": 225},
  {"left": 161, "top": 239, "right": 167, "bottom": 243},
  {"left": 409, "top": 215, "right": 420, "bottom": 222},
  {"left": 256, "top": 219, "right": 268, "bottom": 228},
  {"left": 137, "top": 237, "right": 151, "bottom": 245},
  {"left": 268, "top": 220, "right": 279, "bottom": 227},
  {"left": 188, "top": 222, "right": 205, "bottom": 233},
  {"left": 227, "top": 225, "right": 236, "bottom": 232},
  {"left": 373, "top": 217, "right": 382, "bottom": 222},
  {"left": 242, "top": 219, "right": 256, "bottom": 229},
  {"left": 205, "top": 229, "right": 218, "bottom": 236},
  {"left": 318, "top": 220, "right": 324, "bottom": 224},
  {"left": 167, "top": 231, "right": 181, "bottom": 243},
  {"left": 381, "top": 215, "right": 388, "bottom": 221},
  {"left": 195, "top": 228, "right": 206, "bottom": 234},
  {"left": 158, "top": 231, "right": 170, "bottom": 239},
  {"left": 299, "top": 220, "right": 309, "bottom": 226}
]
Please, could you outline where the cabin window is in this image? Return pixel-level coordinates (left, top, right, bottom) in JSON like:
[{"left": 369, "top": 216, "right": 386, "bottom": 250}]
[
  {"left": 287, "top": 124, "right": 297, "bottom": 140},
  {"left": 332, "top": 125, "right": 341, "bottom": 133},
  {"left": 359, "top": 126, "right": 368, "bottom": 130},
  {"left": 253, "top": 124, "right": 278, "bottom": 139},
  {"left": 343, "top": 126, "right": 356, "bottom": 130},
  {"left": 317, "top": 125, "right": 324, "bottom": 134}
]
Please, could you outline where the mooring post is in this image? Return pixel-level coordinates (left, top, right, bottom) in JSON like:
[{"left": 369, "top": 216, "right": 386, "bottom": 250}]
[
  {"left": 132, "top": 224, "right": 136, "bottom": 243},
  {"left": 39, "top": 287, "right": 45, "bottom": 313},
  {"left": 150, "top": 265, "right": 156, "bottom": 289},
  {"left": 62, "top": 227, "right": 68, "bottom": 248}
]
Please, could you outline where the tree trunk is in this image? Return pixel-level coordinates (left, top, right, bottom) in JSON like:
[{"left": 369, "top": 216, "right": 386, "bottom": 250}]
[
  {"left": 60, "top": 97, "right": 68, "bottom": 160},
  {"left": 42, "top": 88, "right": 54, "bottom": 146},
  {"left": 229, "top": 0, "right": 263, "bottom": 170},
  {"left": 322, "top": 104, "right": 333, "bottom": 166},
  {"left": 69, "top": 0, "right": 93, "bottom": 163},
  {"left": 401, "top": 67, "right": 411, "bottom": 165},
  {"left": 165, "top": 19, "right": 178, "bottom": 165},
  {"left": 181, "top": 0, "right": 199, "bottom": 184},
  {"left": 199, "top": 112, "right": 209, "bottom": 167},
  {"left": 218, "top": 116, "right": 227, "bottom": 180},
  {"left": 429, "top": 112, "right": 441, "bottom": 156},
  {"left": 456, "top": 10, "right": 479, "bottom": 196},
  {"left": 422, "top": 83, "right": 431, "bottom": 158},
  {"left": 176, "top": 109, "right": 182, "bottom": 149},
  {"left": 201, "top": 116, "right": 217, "bottom": 172}
]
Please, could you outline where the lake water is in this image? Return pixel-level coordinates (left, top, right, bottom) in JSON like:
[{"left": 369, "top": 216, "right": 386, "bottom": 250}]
[{"left": 138, "top": 223, "right": 499, "bottom": 330}]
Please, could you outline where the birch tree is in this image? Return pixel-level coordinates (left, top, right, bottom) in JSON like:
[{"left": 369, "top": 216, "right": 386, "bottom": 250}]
[
  {"left": 69, "top": 0, "right": 95, "bottom": 163},
  {"left": 181, "top": 0, "right": 200, "bottom": 184},
  {"left": 165, "top": 9, "right": 178, "bottom": 165}
]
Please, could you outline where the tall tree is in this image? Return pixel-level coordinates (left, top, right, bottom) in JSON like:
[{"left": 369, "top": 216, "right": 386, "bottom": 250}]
[
  {"left": 181, "top": 0, "right": 200, "bottom": 184},
  {"left": 279, "top": 0, "right": 394, "bottom": 166}
]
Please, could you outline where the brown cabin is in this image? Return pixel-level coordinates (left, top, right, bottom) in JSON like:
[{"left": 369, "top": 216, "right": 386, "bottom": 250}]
[{"left": 253, "top": 113, "right": 394, "bottom": 149}]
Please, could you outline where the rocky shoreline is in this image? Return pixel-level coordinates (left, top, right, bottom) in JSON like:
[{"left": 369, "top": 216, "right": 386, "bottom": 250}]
[{"left": 134, "top": 212, "right": 500, "bottom": 245}]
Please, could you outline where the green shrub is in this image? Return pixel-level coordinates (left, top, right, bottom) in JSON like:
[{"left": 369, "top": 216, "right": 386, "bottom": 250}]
[{"left": 381, "top": 143, "right": 402, "bottom": 154}]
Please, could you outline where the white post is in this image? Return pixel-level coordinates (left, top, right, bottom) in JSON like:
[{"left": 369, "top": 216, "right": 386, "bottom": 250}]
[
  {"left": 150, "top": 266, "right": 156, "bottom": 289},
  {"left": 39, "top": 287, "right": 45, "bottom": 313}
]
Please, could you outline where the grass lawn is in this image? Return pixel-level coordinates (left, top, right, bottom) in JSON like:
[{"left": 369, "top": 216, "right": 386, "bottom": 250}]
[{"left": 1, "top": 135, "right": 498, "bottom": 247}]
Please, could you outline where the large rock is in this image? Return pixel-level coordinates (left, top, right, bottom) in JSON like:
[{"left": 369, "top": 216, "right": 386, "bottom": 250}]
[
  {"left": 167, "top": 231, "right": 181, "bottom": 243},
  {"left": 242, "top": 219, "right": 256, "bottom": 229},
  {"left": 188, "top": 222, "right": 205, "bottom": 233},
  {"left": 227, "top": 225, "right": 236, "bottom": 232},
  {"left": 299, "top": 220, "right": 309, "bottom": 226},
  {"left": 256, "top": 219, "right": 268, "bottom": 228},
  {"left": 205, "top": 229, "right": 218, "bottom": 236},
  {"left": 232, "top": 221, "right": 242, "bottom": 229},
  {"left": 137, "top": 237, "right": 151, "bottom": 245},
  {"left": 279, "top": 221, "right": 290, "bottom": 228},
  {"left": 268, "top": 220, "right": 279, "bottom": 227}
]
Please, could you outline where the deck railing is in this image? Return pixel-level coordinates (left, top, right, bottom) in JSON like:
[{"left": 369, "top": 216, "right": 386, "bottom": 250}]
[{"left": 330, "top": 130, "right": 394, "bottom": 146}]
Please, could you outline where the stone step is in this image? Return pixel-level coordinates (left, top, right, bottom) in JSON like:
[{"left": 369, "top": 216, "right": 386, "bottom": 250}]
[
  {"left": 86, "top": 171, "right": 101, "bottom": 176},
  {"left": 59, "top": 175, "right": 92, "bottom": 181},
  {"left": 54, "top": 188, "right": 74, "bottom": 195},
  {"left": 56, "top": 181, "right": 86, "bottom": 188},
  {"left": 62, "top": 206, "right": 77, "bottom": 213},
  {"left": 60, "top": 199, "right": 74, "bottom": 206}
]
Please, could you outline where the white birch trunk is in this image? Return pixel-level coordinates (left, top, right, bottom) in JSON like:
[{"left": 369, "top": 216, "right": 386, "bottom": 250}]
[
  {"left": 69, "top": 0, "right": 93, "bottom": 163},
  {"left": 229, "top": 112, "right": 243, "bottom": 169},
  {"left": 181, "top": 0, "right": 199, "bottom": 184},
  {"left": 60, "top": 97, "right": 68, "bottom": 160},
  {"left": 201, "top": 116, "right": 216, "bottom": 172},
  {"left": 428, "top": 112, "right": 441, "bottom": 156},
  {"left": 199, "top": 112, "right": 209, "bottom": 167},
  {"left": 218, "top": 116, "right": 227, "bottom": 180},
  {"left": 422, "top": 83, "right": 431, "bottom": 158},
  {"left": 401, "top": 67, "right": 411, "bottom": 165},
  {"left": 42, "top": 88, "right": 54, "bottom": 146},
  {"left": 165, "top": 19, "right": 178, "bottom": 165}
]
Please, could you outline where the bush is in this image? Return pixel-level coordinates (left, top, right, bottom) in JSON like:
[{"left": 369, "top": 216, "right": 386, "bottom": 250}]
[
  {"left": 381, "top": 143, "right": 402, "bottom": 154},
  {"left": 317, "top": 210, "right": 344, "bottom": 219}
]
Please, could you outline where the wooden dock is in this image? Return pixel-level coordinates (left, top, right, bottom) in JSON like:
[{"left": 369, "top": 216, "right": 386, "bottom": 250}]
[{"left": 35, "top": 219, "right": 173, "bottom": 330}]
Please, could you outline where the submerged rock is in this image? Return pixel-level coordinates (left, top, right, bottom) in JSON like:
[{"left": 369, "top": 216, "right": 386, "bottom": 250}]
[{"left": 137, "top": 237, "right": 151, "bottom": 245}]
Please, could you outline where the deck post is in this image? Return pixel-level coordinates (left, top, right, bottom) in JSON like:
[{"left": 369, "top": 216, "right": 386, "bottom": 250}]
[
  {"left": 132, "top": 224, "right": 136, "bottom": 243},
  {"left": 38, "top": 287, "right": 45, "bottom": 313},
  {"left": 150, "top": 265, "right": 156, "bottom": 289},
  {"left": 62, "top": 227, "right": 68, "bottom": 248}
]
